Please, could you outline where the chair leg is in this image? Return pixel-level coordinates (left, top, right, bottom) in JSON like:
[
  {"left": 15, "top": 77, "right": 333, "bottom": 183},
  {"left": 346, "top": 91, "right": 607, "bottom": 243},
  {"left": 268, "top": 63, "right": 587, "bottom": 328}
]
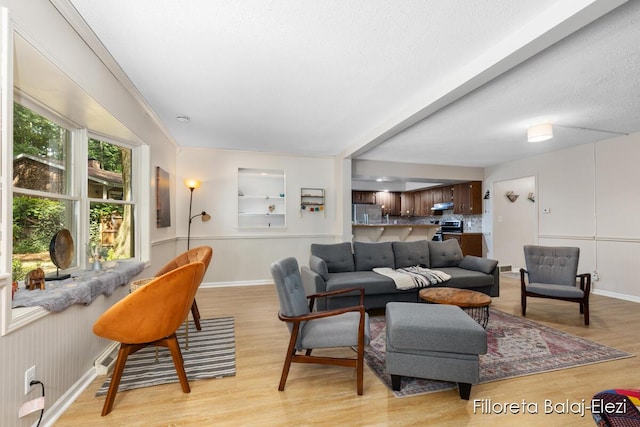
[
  {"left": 164, "top": 334, "right": 191, "bottom": 393},
  {"left": 191, "top": 300, "right": 202, "bottom": 331},
  {"left": 101, "top": 344, "right": 132, "bottom": 416},
  {"left": 521, "top": 294, "right": 527, "bottom": 316},
  {"left": 279, "top": 349, "right": 296, "bottom": 392},
  {"left": 279, "top": 326, "right": 300, "bottom": 391},
  {"left": 583, "top": 301, "right": 590, "bottom": 326},
  {"left": 356, "top": 338, "right": 364, "bottom": 396}
]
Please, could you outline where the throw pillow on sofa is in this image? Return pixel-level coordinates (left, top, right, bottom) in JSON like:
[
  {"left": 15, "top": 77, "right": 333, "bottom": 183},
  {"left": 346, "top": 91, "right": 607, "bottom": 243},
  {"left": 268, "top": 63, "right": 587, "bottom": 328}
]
[
  {"left": 311, "top": 242, "right": 355, "bottom": 273},
  {"left": 392, "top": 240, "right": 430, "bottom": 269},
  {"left": 458, "top": 255, "right": 498, "bottom": 274},
  {"left": 428, "top": 239, "right": 463, "bottom": 268},
  {"left": 353, "top": 241, "right": 395, "bottom": 271}
]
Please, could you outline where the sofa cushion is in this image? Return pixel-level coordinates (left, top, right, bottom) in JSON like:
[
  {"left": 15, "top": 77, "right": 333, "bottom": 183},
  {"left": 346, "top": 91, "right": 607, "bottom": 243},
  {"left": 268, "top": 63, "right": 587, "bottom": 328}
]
[
  {"left": 458, "top": 255, "right": 498, "bottom": 275},
  {"left": 326, "top": 271, "right": 398, "bottom": 295},
  {"left": 311, "top": 243, "right": 354, "bottom": 273},
  {"left": 353, "top": 241, "right": 395, "bottom": 271},
  {"left": 392, "top": 240, "right": 430, "bottom": 269},
  {"left": 309, "top": 255, "right": 329, "bottom": 281},
  {"left": 437, "top": 267, "right": 494, "bottom": 288},
  {"left": 429, "top": 239, "right": 464, "bottom": 268}
]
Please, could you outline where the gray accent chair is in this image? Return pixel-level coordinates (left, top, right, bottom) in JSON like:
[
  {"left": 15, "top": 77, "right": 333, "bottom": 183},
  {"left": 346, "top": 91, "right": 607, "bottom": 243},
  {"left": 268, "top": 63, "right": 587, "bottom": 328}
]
[
  {"left": 385, "top": 302, "right": 487, "bottom": 399},
  {"left": 270, "top": 257, "right": 370, "bottom": 395},
  {"left": 520, "top": 245, "right": 592, "bottom": 325}
]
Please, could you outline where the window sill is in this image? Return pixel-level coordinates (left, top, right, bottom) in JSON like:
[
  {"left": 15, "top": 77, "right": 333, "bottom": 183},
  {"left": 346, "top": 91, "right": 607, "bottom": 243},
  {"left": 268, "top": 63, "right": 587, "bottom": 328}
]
[{"left": 11, "top": 260, "right": 145, "bottom": 313}]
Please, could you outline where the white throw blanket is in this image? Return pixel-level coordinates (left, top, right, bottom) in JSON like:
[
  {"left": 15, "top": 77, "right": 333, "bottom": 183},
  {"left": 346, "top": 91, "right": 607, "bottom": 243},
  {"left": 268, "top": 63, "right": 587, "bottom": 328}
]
[{"left": 373, "top": 266, "right": 452, "bottom": 290}]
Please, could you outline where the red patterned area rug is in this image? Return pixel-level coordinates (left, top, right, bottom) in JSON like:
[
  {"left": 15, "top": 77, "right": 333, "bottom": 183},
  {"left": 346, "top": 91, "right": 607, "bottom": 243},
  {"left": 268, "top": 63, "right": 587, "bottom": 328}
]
[{"left": 365, "top": 309, "right": 633, "bottom": 398}]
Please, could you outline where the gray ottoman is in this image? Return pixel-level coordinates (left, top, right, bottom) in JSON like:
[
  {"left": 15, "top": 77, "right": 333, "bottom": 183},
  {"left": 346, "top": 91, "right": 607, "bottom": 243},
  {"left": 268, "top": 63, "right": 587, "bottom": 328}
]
[{"left": 385, "top": 302, "right": 487, "bottom": 399}]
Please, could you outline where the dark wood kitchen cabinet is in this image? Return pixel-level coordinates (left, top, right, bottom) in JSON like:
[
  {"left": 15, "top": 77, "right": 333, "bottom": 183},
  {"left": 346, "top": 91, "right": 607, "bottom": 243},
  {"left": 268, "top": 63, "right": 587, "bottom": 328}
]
[
  {"left": 352, "top": 191, "right": 377, "bottom": 204},
  {"left": 453, "top": 181, "right": 482, "bottom": 214},
  {"left": 431, "top": 187, "right": 443, "bottom": 205},
  {"left": 400, "top": 192, "right": 414, "bottom": 216},
  {"left": 413, "top": 190, "right": 433, "bottom": 216},
  {"left": 375, "top": 191, "right": 401, "bottom": 216}
]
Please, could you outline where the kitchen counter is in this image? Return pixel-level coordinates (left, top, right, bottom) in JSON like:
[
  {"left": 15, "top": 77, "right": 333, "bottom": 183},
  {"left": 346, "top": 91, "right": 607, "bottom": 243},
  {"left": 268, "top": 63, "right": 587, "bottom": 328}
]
[{"left": 352, "top": 223, "right": 439, "bottom": 242}]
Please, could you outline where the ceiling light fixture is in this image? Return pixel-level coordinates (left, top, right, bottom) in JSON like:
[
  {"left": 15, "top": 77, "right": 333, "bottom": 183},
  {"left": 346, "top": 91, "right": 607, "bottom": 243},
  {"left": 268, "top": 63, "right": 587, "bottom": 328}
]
[
  {"left": 527, "top": 123, "right": 553, "bottom": 143},
  {"left": 176, "top": 115, "right": 190, "bottom": 123}
]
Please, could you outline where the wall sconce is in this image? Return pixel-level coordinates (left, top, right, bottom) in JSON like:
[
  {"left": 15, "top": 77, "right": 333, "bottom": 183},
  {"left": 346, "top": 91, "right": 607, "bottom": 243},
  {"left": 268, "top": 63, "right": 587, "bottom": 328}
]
[
  {"left": 483, "top": 191, "right": 490, "bottom": 200},
  {"left": 506, "top": 191, "right": 519, "bottom": 202},
  {"left": 527, "top": 192, "right": 535, "bottom": 203},
  {"left": 185, "top": 179, "right": 211, "bottom": 250},
  {"left": 527, "top": 123, "right": 553, "bottom": 143}
]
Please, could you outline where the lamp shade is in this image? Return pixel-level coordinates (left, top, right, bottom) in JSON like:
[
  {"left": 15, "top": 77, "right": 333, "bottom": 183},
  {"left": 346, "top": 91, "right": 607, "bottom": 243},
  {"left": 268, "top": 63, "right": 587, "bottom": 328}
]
[
  {"left": 185, "top": 179, "right": 201, "bottom": 190},
  {"left": 527, "top": 123, "right": 553, "bottom": 143}
]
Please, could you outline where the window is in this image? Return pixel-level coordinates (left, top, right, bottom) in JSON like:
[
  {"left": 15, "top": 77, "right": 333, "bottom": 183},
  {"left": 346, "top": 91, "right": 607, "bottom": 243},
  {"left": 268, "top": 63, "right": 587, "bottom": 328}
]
[
  {"left": 87, "top": 138, "right": 134, "bottom": 261},
  {"left": 11, "top": 103, "right": 139, "bottom": 281},
  {"left": 12, "top": 103, "right": 77, "bottom": 279}
]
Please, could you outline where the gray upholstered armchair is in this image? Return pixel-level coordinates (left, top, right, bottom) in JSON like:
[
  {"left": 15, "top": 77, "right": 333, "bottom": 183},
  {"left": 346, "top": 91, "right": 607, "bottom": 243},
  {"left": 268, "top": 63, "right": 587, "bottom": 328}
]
[
  {"left": 270, "top": 257, "right": 370, "bottom": 395},
  {"left": 520, "top": 245, "right": 591, "bottom": 325}
]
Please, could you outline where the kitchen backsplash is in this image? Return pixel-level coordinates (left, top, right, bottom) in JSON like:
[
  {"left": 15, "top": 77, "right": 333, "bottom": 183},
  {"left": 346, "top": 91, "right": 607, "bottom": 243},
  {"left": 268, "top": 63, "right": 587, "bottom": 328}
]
[{"left": 386, "top": 213, "right": 483, "bottom": 233}]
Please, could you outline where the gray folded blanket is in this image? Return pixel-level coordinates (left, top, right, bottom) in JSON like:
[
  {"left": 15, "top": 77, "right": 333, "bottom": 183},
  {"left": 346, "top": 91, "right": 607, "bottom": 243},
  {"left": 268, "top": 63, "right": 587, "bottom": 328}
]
[{"left": 373, "top": 266, "right": 451, "bottom": 290}]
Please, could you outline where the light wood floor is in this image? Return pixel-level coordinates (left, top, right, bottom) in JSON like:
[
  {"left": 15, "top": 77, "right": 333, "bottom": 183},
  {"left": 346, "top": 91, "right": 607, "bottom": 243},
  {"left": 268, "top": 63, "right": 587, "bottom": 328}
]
[{"left": 56, "top": 275, "right": 639, "bottom": 426}]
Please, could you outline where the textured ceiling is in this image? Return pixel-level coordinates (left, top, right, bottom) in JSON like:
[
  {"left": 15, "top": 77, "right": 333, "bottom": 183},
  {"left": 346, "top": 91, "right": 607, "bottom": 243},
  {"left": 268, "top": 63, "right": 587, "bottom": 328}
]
[{"left": 65, "top": 0, "right": 639, "bottom": 171}]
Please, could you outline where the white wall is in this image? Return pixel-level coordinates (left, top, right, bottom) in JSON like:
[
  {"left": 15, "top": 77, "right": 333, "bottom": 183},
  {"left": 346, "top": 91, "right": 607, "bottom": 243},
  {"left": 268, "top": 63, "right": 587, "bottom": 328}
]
[
  {"left": 492, "top": 176, "right": 536, "bottom": 271},
  {"left": 0, "top": 1, "right": 178, "bottom": 425},
  {"left": 485, "top": 133, "right": 640, "bottom": 302},
  {"left": 177, "top": 148, "right": 342, "bottom": 284}
]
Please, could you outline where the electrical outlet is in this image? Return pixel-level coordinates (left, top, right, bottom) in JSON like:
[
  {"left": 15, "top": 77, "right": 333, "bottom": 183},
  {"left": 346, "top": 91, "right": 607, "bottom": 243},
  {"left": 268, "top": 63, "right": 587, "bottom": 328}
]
[{"left": 24, "top": 366, "right": 36, "bottom": 395}]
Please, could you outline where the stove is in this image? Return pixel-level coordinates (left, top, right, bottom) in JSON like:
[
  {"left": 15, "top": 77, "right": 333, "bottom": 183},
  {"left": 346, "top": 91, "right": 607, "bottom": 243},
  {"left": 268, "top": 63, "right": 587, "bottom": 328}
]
[
  {"left": 432, "top": 220, "right": 463, "bottom": 241},
  {"left": 440, "top": 220, "right": 463, "bottom": 233}
]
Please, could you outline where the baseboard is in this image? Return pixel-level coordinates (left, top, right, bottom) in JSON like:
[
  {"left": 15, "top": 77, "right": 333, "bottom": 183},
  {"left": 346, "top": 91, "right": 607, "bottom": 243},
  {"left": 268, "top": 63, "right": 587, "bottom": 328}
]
[
  {"left": 94, "top": 341, "right": 119, "bottom": 375},
  {"left": 40, "top": 367, "right": 97, "bottom": 427},
  {"left": 200, "top": 279, "right": 273, "bottom": 288},
  {"left": 592, "top": 288, "right": 640, "bottom": 303}
]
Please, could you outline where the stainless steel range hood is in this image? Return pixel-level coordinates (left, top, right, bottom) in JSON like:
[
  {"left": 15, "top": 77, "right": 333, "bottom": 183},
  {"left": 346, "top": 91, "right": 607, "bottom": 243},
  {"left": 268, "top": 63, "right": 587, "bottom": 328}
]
[{"left": 431, "top": 201, "right": 454, "bottom": 211}]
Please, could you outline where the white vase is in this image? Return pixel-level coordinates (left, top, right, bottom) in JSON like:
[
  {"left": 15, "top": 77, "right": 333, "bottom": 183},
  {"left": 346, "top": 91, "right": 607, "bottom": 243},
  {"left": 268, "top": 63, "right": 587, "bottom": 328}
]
[{"left": 93, "top": 260, "right": 102, "bottom": 271}]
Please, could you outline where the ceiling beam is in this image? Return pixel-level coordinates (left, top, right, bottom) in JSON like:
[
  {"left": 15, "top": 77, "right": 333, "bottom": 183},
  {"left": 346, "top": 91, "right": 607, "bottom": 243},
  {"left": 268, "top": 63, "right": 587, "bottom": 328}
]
[{"left": 340, "top": 0, "right": 628, "bottom": 161}]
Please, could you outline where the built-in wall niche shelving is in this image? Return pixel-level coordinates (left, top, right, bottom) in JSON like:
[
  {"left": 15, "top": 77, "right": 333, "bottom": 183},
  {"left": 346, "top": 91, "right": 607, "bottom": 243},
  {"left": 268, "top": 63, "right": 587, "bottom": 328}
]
[
  {"left": 300, "top": 187, "right": 325, "bottom": 216},
  {"left": 238, "top": 168, "right": 286, "bottom": 228}
]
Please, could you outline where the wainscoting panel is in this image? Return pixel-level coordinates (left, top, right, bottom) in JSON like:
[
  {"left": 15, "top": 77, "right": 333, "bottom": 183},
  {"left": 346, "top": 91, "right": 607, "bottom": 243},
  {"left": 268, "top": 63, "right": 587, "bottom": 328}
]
[
  {"left": 596, "top": 240, "right": 640, "bottom": 299},
  {"left": 0, "top": 283, "right": 140, "bottom": 426},
  {"left": 195, "top": 234, "right": 341, "bottom": 284}
]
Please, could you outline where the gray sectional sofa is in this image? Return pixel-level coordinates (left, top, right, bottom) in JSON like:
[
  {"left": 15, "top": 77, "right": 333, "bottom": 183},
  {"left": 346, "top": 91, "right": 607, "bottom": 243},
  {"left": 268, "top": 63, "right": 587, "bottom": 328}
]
[{"left": 301, "top": 239, "right": 499, "bottom": 310}]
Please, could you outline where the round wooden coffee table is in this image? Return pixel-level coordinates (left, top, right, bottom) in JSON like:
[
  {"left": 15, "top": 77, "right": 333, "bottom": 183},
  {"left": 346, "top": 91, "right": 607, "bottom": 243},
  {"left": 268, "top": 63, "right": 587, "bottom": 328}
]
[{"left": 419, "top": 287, "right": 492, "bottom": 328}]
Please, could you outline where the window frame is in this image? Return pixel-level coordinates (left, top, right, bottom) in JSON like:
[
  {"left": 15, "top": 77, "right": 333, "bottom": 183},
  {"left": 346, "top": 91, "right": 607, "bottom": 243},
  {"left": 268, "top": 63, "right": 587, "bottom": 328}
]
[
  {"left": 86, "top": 132, "right": 141, "bottom": 263},
  {"left": 2, "top": 98, "right": 149, "bottom": 336}
]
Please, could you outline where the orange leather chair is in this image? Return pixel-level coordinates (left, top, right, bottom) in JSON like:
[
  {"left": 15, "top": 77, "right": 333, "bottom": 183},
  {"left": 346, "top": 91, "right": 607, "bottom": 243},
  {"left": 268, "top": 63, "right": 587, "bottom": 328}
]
[
  {"left": 93, "top": 262, "right": 205, "bottom": 416},
  {"left": 155, "top": 246, "right": 213, "bottom": 330}
]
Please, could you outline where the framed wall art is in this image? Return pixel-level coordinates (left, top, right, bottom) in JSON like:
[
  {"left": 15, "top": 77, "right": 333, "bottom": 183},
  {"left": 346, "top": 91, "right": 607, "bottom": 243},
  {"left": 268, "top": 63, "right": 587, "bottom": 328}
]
[{"left": 156, "top": 166, "right": 171, "bottom": 227}]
